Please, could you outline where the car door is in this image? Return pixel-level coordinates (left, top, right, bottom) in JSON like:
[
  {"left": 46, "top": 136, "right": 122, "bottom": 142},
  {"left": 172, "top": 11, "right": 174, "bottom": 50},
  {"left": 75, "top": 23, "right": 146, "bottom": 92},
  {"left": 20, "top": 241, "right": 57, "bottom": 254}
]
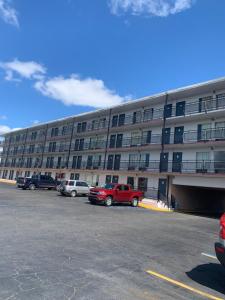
[
  {"left": 116, "top": 184, "right": 130, "bottom": 202},
  {"left": 75, "top": 181, "right": 82, "bottom": 194},
  {"left": 81, "top": 181, "right": 89, "bottom": 194},
  {"left": 39, "top": 175, "right": 46, "bottom": 188}
]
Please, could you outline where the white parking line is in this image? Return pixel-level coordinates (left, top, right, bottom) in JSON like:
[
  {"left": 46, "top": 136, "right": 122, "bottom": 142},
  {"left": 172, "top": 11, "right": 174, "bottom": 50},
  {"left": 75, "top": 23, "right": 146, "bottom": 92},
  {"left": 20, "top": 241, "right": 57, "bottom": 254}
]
[{"left": 201, "top": 252, "right": 217, "bottom": 260}]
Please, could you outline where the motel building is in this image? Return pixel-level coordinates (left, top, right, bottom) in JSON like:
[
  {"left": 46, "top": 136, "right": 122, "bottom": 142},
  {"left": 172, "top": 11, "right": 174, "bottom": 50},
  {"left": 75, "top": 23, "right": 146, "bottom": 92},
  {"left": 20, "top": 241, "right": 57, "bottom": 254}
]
[{"left": 1, "top": 77, "right": 225, "bottom": 213}]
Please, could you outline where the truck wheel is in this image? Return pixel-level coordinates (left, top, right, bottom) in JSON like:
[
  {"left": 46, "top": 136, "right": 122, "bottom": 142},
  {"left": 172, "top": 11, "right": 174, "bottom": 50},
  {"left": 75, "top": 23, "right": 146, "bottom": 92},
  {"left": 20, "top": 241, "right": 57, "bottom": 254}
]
[
  {"left": 131, "top": 197, "right": 138, "bottom": 207},
  {"left": 71, "top": 190, "right": 77, "bottom": 197},
  {"left": 105, "top": 196, "right": 112, "bottom": 207},
  {"left": 29, "top": 184, "right": 35, "bottom": 191}
]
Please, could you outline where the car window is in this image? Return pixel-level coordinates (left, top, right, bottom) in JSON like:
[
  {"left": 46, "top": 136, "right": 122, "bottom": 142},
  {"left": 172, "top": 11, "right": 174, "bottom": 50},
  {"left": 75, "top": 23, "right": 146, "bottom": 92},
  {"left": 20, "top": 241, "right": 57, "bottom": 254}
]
[
  {"left": 118, "top": 185, "right": 129, "bottom": 191},
  {"left": 102, "top": 183, "right": 115, "bottom": 190},
  {"left": 69, "top": 181, "right": 74, "bottom": 186},
  {"left": 76, "top": 181, "right": 82, "bottom": 186},
  {"left": 80, "top": 182, "right": 88, "bottom": 187}
]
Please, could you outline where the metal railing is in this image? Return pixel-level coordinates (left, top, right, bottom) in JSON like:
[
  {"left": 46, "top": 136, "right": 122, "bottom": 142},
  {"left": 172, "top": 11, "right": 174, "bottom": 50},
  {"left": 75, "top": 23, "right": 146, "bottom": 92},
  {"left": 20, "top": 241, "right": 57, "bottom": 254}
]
[{"left": 3, "top": 160, "right": 225, "bottom": 175}]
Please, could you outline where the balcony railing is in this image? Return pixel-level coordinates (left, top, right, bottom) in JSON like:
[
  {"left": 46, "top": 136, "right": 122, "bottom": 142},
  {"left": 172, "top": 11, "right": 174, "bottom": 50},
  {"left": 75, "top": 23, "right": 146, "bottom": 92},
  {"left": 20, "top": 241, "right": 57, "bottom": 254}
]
[
  {"left": 2, "top": 160, "right": 225, "bottom": 176},
  {"left": 74, "top": 96, "right": 225, "bottom": 133}
]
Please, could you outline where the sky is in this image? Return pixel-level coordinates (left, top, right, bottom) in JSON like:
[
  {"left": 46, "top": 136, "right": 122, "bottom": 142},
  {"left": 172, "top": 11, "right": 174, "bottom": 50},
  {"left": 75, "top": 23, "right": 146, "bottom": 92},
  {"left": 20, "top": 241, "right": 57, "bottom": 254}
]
[{"left": 0, "top": 0, "right": 225, "bottom": 134}]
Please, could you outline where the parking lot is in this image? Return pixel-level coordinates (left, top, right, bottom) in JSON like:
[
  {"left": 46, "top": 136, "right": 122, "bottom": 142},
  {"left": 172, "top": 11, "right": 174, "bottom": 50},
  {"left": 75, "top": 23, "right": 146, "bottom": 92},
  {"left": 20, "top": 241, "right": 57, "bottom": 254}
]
[{"left": 0, "top": 182, "right": 224, "bottom": 300}]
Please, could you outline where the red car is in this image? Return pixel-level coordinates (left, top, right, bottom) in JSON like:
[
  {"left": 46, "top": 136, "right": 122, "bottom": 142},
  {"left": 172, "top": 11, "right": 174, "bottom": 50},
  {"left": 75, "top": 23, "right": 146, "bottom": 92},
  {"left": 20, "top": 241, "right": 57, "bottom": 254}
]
[
  {"left": 215, "top": 213, "right": 225, "bottom": 267},
  {"left": 88, "top": 183, "right": 144, "bottom": 207}
]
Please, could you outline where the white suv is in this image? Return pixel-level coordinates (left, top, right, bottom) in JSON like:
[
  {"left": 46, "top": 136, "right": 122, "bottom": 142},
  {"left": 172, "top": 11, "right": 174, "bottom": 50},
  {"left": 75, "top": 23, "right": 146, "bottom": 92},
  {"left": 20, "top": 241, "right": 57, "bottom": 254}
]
[{"left": 59, "top": 180, "right": 90, "bottom": 197}]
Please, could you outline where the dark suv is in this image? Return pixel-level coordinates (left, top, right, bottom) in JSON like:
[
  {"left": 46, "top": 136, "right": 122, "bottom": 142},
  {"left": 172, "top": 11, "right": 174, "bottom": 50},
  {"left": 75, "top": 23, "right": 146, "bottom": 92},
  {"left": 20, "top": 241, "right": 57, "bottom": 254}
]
[{"left": 17, "top": 175, "right": 57, "bottom": 190}]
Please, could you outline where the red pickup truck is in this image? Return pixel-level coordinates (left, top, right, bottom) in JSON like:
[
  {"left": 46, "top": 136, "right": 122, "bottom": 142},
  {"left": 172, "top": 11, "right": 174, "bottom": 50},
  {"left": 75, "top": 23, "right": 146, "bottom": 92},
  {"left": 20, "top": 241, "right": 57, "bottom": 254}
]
[
  {"left": 215, "top": 213, "right": 225, "bottom": 267},
  {"left": 88, "top": 183, "right": 144, "bottom": 207}
]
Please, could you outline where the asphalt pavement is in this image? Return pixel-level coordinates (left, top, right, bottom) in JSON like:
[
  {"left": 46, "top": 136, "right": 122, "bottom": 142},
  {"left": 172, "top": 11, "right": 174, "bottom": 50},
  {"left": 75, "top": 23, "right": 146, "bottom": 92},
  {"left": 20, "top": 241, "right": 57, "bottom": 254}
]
[{"left": 0, "top": 182, "right": 224, "bottom": 300}]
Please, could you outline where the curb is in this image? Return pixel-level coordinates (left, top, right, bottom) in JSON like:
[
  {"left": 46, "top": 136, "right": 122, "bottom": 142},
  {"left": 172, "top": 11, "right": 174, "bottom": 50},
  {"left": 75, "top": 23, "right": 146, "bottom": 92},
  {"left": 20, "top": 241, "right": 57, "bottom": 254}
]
[
  {"left": 138, "top": 202, "right": 173, "bottom": 213},
  {"left": 0, "top": 179, "right": 16, "bottom": 185}
]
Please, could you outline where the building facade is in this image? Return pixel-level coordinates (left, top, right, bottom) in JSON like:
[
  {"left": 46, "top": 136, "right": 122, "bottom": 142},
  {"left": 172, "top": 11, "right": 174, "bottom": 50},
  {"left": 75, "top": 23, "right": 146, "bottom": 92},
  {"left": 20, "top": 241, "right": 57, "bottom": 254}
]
[{"left": 1, "top": 77, "right": 225, "bottom": 211}]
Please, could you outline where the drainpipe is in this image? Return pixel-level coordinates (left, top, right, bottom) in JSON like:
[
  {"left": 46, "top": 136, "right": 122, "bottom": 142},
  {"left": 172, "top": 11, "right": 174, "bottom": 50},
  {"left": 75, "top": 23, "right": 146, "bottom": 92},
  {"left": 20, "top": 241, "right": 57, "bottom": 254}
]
[
  {"left": 40, "top": 124, "right": 48, "bottom": 171},
  {"left": 161, "top": 92, "right": 169, "bottom": 154},
  {"left": 161, "top": 93, "right": 170, "bottom": 207},
  {"left": 20, "top": 128, "right": 29, "bottom": 173},
  {"left": 66, "top": 119, "right": 76, "bottom": 169},
  {"left": 103, "top": 109, "right": 112, "bottom": 170}
]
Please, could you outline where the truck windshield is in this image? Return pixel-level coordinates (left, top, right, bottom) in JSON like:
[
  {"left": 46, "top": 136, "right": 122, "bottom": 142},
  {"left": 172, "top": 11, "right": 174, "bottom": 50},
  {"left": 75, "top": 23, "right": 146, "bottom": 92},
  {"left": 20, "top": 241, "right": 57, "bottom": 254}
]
[{"left": 102, "top": 183, "right": 115, "bottom": 190}]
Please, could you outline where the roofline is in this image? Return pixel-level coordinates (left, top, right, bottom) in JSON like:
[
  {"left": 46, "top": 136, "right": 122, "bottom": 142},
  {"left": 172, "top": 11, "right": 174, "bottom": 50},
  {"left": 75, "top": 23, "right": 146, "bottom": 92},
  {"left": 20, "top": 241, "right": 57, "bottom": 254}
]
[{"left": 2, "top": 76, "right": 225, "bottom": 137}]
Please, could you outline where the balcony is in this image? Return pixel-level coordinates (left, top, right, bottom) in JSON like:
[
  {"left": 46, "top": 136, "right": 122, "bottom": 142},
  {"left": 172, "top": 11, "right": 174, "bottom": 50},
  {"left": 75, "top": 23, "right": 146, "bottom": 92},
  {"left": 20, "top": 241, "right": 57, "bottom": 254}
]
[{"left": 2, "top": 158, "right": 225, "bottom": 176}]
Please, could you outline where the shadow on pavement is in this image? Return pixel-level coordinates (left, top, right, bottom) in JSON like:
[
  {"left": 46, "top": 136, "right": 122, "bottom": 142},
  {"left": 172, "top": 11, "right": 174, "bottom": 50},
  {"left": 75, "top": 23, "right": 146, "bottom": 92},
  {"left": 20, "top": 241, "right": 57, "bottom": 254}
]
[{"left": 186, "top": 263, "right": 225, "bottom": 296}]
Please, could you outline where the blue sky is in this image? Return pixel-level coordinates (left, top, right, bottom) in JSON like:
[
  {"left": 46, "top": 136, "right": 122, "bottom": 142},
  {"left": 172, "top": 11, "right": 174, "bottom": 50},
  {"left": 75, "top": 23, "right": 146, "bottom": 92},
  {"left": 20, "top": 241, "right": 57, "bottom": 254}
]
[{"left": 0, "top": 0, "right": 225, "bottom": 133}]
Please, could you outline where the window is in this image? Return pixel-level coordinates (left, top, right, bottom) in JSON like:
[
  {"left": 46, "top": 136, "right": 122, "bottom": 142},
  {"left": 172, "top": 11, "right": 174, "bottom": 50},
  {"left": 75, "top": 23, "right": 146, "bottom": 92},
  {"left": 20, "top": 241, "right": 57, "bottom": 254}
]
[
  {"left": 112, "top": 175, "right": 119, "bottom": 183},
  {"left": 107, "top": 155, "right": 114, "bottom": 170},
  {"left": 86, "top": 156, "right": 93, "bottom": 169},
  {"left": 48, "top": 142, "right": 56, "bottom": 152},
  {"left": 92, "top": 120, "right": 98, "bottom": 130},
  {"left": 74, "top": 139, "right": 79, "bottom": 151},
  {"left": 197, "top": 123, "right": 211, "bottom": 141},
  {"left": 118, "top": 184, "right": 129, "bottom": 191},
  {"left": 199, "top": 96, "right": 213, "bottom": 112},
  {"left": 214, "top": 151, "right": 225, "bottom": 173},
  {"left": 79, "top": 139, "right": 84, "bottom": 150},
  {"left": 112, "top": 115, "right": 118, "bottom": 127},
  {"left": 128, "top": 154, "right": 138, "bottom": 170},
  {"left": 216, "top": 93, "right": 225, "bottom": 109},
  {"left": 196, "top": 152, "right": 210, "bottom": 172},
  {"left": 109, "top": 135, "right": 116, "bottom": 148},
  {"left": 143, "top": 108, "right": 153, "bottom": 122},
  {"left": 51, "top": 127, "right": 59, "bottom": 137},
  {"left": 99, "top": 118, "right": 106, "bottom": 129},
  {"left": 26, "top": 158, "right": 33, "bottom": 168},
  {"left": 116, "top": 134, "right": 123, "bottom": 148},
  {"left": 62, "top": 126, "right": 67, "bottom": 135},
  {"left": 57, "top": 157, "right": 62, "bottom": 168},
  {"left": 77, "top": 123, "right": 82, "bottom": 133},
  {"left": 138, "top": 177, "right": 148, "bottom": 192},
  {"left": 31, "top": 131, "right": 37, "bottom": 140},
  {"left": 77, "top": 156, "right": 82, "bottom": 169},
  {"left": 69, "top": 181, "right": 75, "bottom": 186},
  {"left": 132, "top": 111, "right": 141, "bottom": 124},
  {"left": 81, "top": 122, "right": 87, "bottom": 132},
  {"left": 131, "top": 132, "right": 140, "bottom": 146},
  {"left": 72, "top": 156, "right": 77, "bottom": 169},
  {"left": 105, "top": 175, "right": 112, "bottom": 184},
  {"left": 46, "top": 157, "right": 54, "bottom": 168},
  {"left": 118, "top": 114, "right": 125, "bottom": 126},
  {"left": 74, "top": 139, "right": 84, "bottom": 151},
  {"left": 70, "top": 173, "right": 75, "bottom": 180},
  {"left": 142, "top": 131, "right": 151, "bottom": 144},
  {"left": 215, "top": 122, "right": 225, "bottom": 140},
  {"left": 127, "top": 177, "right": 134, "bottom": 188},
  {"left": 29, "top": 144, "right": 35, "bottom": 153}
]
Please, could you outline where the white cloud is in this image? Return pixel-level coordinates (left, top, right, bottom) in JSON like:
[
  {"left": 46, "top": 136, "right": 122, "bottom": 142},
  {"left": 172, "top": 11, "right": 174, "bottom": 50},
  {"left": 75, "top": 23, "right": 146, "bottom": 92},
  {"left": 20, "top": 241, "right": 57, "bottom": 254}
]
[
  {"left": 0, "top": 59, "right": 46, "bottom": 81},
  {"left": 109, "top": 0, "right": 194, "bottom": 17},
  {"left": 34, "top": 75, "right": 125, "bottom": 108},
  {"left": 1, "top": 59, "right": 127, "bottom": 109},
  {"left": 0, "top": 0, "right": 19, "bottom": 27},
  {"left": 0, "top": 125, "right": 21, "bottom": 135}
]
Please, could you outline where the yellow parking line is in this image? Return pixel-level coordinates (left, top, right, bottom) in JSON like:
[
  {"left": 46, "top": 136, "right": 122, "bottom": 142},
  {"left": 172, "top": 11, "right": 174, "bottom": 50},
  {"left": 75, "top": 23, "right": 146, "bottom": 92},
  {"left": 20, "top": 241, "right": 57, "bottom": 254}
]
[{"left": 146, "top": 270, "right": 223, "bottom": 300}]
